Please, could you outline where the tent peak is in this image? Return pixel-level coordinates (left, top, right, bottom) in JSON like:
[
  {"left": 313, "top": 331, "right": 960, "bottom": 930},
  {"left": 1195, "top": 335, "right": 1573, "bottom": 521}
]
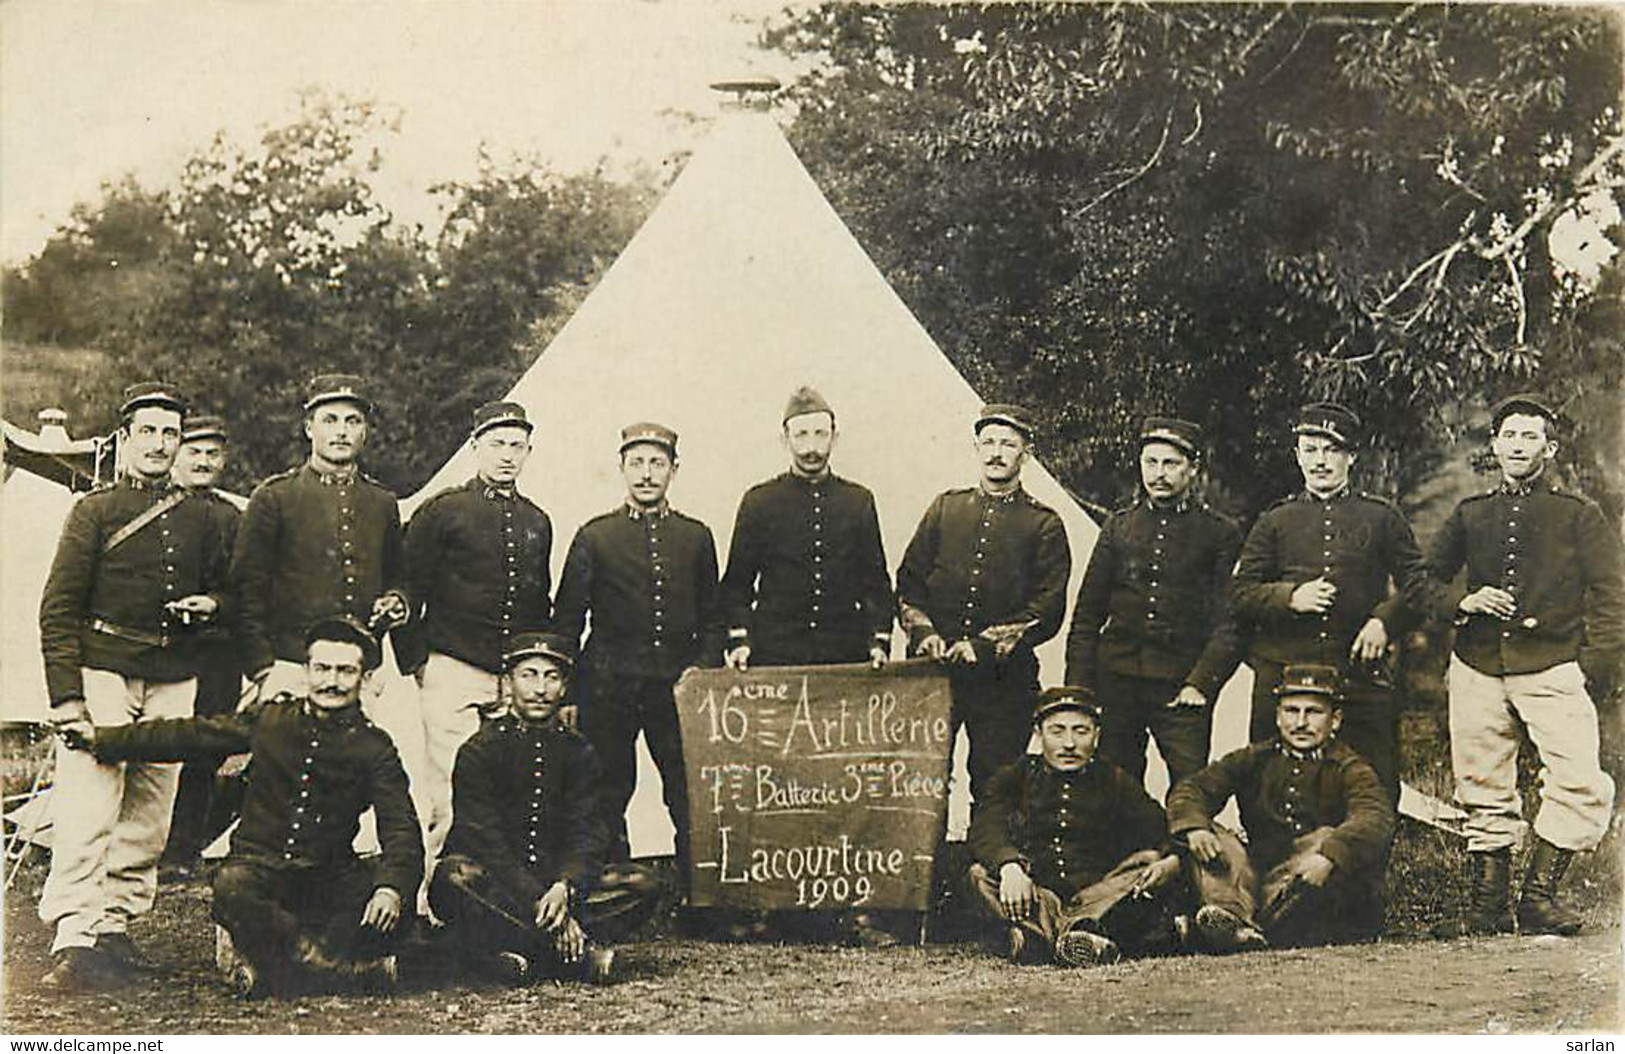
[{"left": 709, "top": 75, "right": 781, "bottom": 111}]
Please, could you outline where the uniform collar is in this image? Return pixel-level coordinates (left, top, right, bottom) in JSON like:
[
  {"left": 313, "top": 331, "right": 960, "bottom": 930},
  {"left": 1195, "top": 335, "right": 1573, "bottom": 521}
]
[
  {"left": 1499, "top": 467, "right": 1551, "bottom": 497},
  {"left": 978, "top": 483, "right": 1025, "bottom": 505},
  {"left": 1040, "top": 756, "right": 1092, "bottom": 780},
  {"left": 305, "top": 461, "right": 358, "bottom": 487},
  {"left": 301, "top": 699, "right": 366, "bottom": 728},
  {"left": 124, "top": 473, "right": 173, "bottom": 493},
  {"left": 1276, "top": 740, "right": 1325, "bottom": 762},
  {"left": 625, "top": 500, "right": 670, "bottom": 521},
  {"left": 1301, "top": 482, "right": 1350, "bottom": 503},
  {"left": 1141, "top": 491, "right": 1194, "bottom": 514},
  {"left": 474, "top": 476, "right": 517, "bottom": 501},
  {"left": 787, "top": 468, "right": 833, "bottom": 487}
]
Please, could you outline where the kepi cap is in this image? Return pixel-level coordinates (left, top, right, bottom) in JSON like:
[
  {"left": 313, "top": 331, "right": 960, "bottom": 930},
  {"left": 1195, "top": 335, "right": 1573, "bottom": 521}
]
[
  {"left": 619, "top": 421, "right": 678, "bottom": 457},
  {"left": 1274, "top": 663, "right": 1342, "bottom": 702},
  {"left": 975, "top": 403, "right": 1034, "bottom": 439},
  {"left": 119, "top": 382, "right": 187, "bottom": 419},
  {"left": 304, "top": 374, "right": 374, "bottom": 414},
  {"left": 503, "top": 631, "right": 577, "bottom": 673},
  {"left": 1292, "top": 402, "right": 1360, "bottom": 448},
  {"left": 1140, "top": 416, "right": 1203, "bottom": 459},
  {"left": 180, "top": 414, "right": 229, "bottom": 444},
  {"left": 783, "top": 386, "right": 834, "bottom": 424},
  {"left": 1490, "top": 392, "right": 1559, "bottom": 433},
  {"left": 304, "top": 614, "right": 382, "bottom": 671},
  {"left": 471, "top": 401, "right": 533, "bottom": 439},
  {"left": 1032, "top": 685, "right": 1103, "bottom": 725}
]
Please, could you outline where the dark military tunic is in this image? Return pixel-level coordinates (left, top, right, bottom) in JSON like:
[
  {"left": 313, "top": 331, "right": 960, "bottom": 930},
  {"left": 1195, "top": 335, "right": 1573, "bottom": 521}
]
[
  {"left": 1427, "top": 473, "right": 1625, "bottom": 688},
  {"left": 896, "top": 486, "right": 1071, "bottom": 659},
  {"left": 553, "top": 503, "right": 724, "bottom": 680},
  {"left": 1231, "top": 486, "right": 1428, "bottom": 668},
  {"left": 440, "top": 714, "right": 608, "bottom": 903},
  {"left": 719, "top": 473, "right": 893, "bottom": 664},
  {"left": 40, "top": 476, "right": 236, "bottom": 706},
  {"left": 1065, "top": 495, "right": 1243, "bottom": 695},
  {"left": 1166, "top": 740, "right": 1394, "bottom": 875},
  {"left": 232, "top": 463, "right": 407, "bottom": 673},
  {"left": 396, "top": 478, "right": 553, "bottom": 675},
  {"left": 968, "top": 755, "right": 1168, "bottom": 900},
  {"left": 92, "top": 696, "right": 423, "bottom": 896}
]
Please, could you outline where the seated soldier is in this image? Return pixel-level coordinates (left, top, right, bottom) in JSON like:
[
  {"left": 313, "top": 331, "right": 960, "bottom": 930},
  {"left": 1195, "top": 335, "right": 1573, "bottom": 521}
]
[
  {"left": 67, "top": 616, "right": 421, "bottom": 997},
  {"left": 1167, "top": 663, "right": 1396, "bottom": 952},
  {"left": 428, "top": 632, "right": 658, "bottom": 985},
  {"left": 966, "top": 686, "right": 1186, "bottom": 967}
]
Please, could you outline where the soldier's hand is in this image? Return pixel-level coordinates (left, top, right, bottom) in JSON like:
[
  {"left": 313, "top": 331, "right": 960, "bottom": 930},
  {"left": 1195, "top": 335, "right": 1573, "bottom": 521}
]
[
  {"left": 1168, "top": 685, "right": 1207, "bottom": 709},
  {"left": 918, "top": 634, "right": 948, "bottom": 662},
  {"left": 361, "top": 886, "right": 402, "bottom": 934},
  {"left": 724, "top": 645, "right": 751, "bottom": 671},
  {"left": 553, "top": 916, "right": 586, "bottom": 965},
  {"left": 167, "top": 594, "right": 219, "bottom": 622},
  {"left": 1288, "top": 576, "right": 1338, "bottom": 614},
  {"left": 869, "top": 645, "right": 889, "bottom": 670},
  {"left": 1129, "top": 854, "right": 1182, "bottom": 897},
  {"left": 1293, "top": 852, "right": 1336, "bottom": 888},
  {"left": 1350, "top": 617, "right": 1389, "bottom": 662},
  {"left": 57, "top": 718, "right": 95, "bottom": 753},
  {"left": 1186, "top": 829, "right": 1223, "bottom": 865},
  {"left": 945, "top": 639, "right": 979, "bottom": 666},
  {"left": 998, "top": 862, "right": 1035, "bottom": 921},
  {"left": 371, "top": 592, "right": 409, "bottom": 629},
  {"left": 1460, "top": 586, "right": 1518, "bottom": 620},
  {"left": 558, "top": 704, "right": 579, "bottom": 733},
  {"left": 536, "top": 881, "right": 572, "bottom": 932}
]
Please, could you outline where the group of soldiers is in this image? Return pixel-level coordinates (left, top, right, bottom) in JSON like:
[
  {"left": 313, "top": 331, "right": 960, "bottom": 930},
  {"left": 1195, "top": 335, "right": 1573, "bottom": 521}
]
[{"left": 32, "top": 372, "right": 1623, "bottom": 996}]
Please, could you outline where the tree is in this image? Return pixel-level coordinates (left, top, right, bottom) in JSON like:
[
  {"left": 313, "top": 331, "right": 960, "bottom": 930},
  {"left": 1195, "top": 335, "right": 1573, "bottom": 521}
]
[{"left": 766, "top": 3, "right": 1624, "bottom": 520}]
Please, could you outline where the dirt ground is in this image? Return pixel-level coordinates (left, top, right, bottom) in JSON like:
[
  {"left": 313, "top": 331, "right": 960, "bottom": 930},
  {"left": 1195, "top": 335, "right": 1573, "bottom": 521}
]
[{"left": 3, "top": 861, "right": 1619, "bottom": 1036}]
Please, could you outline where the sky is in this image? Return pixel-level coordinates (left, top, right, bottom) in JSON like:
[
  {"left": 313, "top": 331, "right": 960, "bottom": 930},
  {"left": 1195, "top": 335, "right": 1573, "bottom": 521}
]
[{"left": 0, "top": 0, "right": 815, "bottom": 263}]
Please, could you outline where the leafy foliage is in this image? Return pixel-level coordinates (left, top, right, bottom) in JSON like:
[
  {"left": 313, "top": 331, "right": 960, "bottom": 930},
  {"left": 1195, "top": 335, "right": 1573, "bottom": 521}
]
[
  {"left": 3, "top": 91, "right": 654, "bottom": 495},
  {"left": 767, "top": 3, "right": 1624, "bottom": 520}
]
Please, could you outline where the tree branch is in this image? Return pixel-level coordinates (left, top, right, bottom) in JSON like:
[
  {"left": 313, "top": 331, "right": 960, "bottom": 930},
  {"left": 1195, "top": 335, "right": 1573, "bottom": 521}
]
[
  {"left": 1477, "top": 135, "right": 1625, "bottom": 261},
  {"left": 1072, "top": 104, "right": 1176, "bottom": 221}
]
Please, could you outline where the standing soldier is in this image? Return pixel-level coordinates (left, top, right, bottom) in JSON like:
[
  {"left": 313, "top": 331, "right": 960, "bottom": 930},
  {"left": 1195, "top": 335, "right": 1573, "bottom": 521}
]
[
  {"left": 721, "top": 386, "right": 893, "bottom": 669},
  {"left": 1065, "top": 417, "right": 1242, "bottom": 788},
  {"left": 896, "top": 404, "right": 1072, "bottom": 807},
  {"left": 163, "top": 414, "right": 245, "bottom": 872},
  {"left": 37, "top": 383, "right": 235, "bottom": 991},
  {"left": 1428, "top": 394, "right": 1623, "bottom": 938},
  {"left": 396, "top": 402, "right": 553, "bottom": 874},
  {"left": 1231, "top": 402, "right": 1429, "bottom": 800},
  {"left": 553, "top": 423, "right": 724, "bottom": 878},
  {"left": 233, "top": 374, "right": 410, "bottom": 701}
]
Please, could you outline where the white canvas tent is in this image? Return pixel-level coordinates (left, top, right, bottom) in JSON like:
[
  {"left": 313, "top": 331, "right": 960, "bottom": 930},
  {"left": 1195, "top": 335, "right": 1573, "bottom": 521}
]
[{"left": 395, "top": 110, "right": 1106, "bottom": 848}]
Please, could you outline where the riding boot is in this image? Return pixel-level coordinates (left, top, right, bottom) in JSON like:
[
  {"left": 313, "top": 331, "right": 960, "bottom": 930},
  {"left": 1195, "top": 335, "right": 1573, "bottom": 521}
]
[
  {"left": 1431, "top": 849, "right": 1512, "bottom": 939},
  {"left": 1517, "top": 840, "right": 1582, "bottom": 937}
]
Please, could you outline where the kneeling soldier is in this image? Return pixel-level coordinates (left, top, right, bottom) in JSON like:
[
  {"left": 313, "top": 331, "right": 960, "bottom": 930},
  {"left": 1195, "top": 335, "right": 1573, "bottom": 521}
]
[
  {"left": 67, "top": 616, "right": 422, "bottom": 997},
  {"left": 1167, "top": 664, "right": 1395, "bottom": 952},
  {"left": 967, "top": 686, "right": 1185, "bottom": 967},
  {"left": 428, "top": 633, "right": 658, "bottom": 984}
]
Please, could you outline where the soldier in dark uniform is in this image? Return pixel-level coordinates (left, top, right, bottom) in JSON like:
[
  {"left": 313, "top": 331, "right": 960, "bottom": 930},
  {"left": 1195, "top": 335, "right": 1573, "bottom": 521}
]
[
  {"left": 397, "top": 401, "right": 553, "bottom": 876},
  {"left": 1167, "top": 664, "right": 1396, "bottom": 951},
  {"left": 233, "top": 374, "right": 409, "bottom": 702},
  {"left": 67, "top": 617, "right": 421, "bottom": 998},
  {"left": 1231, "top": 402, "right": 1429, "bottom": 800},
  {"left": 429, "top": 633, "right": 657, "bottom": 984},
  {"left": 896, "top": 404, "right": 1072, "bottom": 808},
  {"left": 1065, "top": 417, "right": 1243, "bottom": 787},
  {"left": 162, "top": 414, "right": 246, "bottom": 872},
  {"left": 1427, "top": 394, "right": 1623, "bottom": 939},
  {"left": 553, "top": 423, "right": 724, "bottom": 876},
  {"left": 38, "top": 383, "right": 235, "bottom": 992},
  {"left": 720, "top": 386, "right": 893, "bottom": 670},
  {"left": 967, "top": 687, "right": 1186, "bottom": 967}
]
